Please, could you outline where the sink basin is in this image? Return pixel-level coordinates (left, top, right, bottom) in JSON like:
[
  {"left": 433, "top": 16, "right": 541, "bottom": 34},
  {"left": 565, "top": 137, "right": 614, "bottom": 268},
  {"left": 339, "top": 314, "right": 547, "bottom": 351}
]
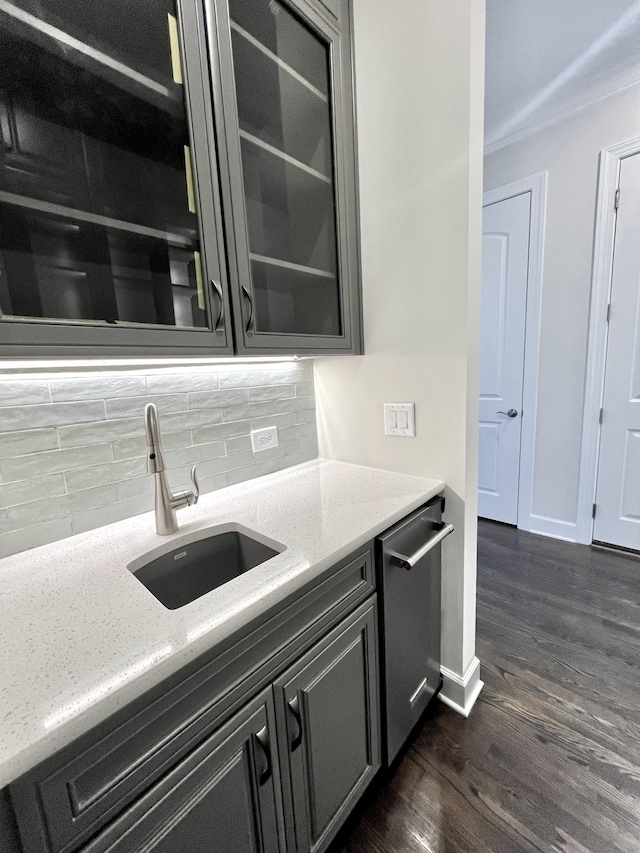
[{"left": 129, "top": 527, "right": 283, "bottom": 610}]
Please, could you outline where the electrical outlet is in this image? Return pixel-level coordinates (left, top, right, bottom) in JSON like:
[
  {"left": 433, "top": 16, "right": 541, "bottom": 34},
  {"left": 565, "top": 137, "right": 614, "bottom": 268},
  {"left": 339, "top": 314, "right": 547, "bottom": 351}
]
[{"left": 251, "top": 425, "right": 279, "bottom": 452}]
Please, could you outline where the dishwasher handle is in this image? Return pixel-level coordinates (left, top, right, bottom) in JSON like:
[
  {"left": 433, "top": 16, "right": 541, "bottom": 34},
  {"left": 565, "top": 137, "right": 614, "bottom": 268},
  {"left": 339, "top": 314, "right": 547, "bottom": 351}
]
[{"left": 388, "top": 522, "right": 454, "bottom": 570}]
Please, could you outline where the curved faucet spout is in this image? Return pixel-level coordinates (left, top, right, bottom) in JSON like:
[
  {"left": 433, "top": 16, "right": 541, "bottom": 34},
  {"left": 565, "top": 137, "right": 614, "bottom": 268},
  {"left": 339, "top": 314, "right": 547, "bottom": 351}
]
[{"left": 144, "top": 403, "right": 198, "bottom": 534}]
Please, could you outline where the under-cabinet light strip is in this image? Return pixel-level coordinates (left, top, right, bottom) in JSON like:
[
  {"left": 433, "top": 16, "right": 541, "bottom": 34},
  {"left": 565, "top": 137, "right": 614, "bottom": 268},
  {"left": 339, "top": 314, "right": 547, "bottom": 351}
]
[
  {"left": 0, "top": 356, "right": 304, "bottom": 377},
  {"left": 0, "top": 0, "right": 171, "bottom": 98},
  {"left": 239, "top": 130, "right": 332, "bottom": 185},
  {"left": 0, "top": 190, "right": 193, "bottom": 246},
  {"left": 230, "top": 20, "right": 328, "bottom": 103}
]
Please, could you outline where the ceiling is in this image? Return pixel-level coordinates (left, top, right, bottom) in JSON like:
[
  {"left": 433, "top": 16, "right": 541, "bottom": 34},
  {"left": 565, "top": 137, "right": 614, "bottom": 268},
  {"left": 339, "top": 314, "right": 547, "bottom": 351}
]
[{"left": 484, "top": 0, "right": 640, "bottom": 149}]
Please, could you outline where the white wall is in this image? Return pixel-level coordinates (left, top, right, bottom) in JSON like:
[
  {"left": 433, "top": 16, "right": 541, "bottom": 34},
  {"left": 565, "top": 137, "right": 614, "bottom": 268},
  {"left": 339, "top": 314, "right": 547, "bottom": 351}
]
[
  {"left": 484, "top": 84, "right": 640, "bottom": 541},
  {"left": 314, "top": 0, "right": 486, "bottom": 713}
]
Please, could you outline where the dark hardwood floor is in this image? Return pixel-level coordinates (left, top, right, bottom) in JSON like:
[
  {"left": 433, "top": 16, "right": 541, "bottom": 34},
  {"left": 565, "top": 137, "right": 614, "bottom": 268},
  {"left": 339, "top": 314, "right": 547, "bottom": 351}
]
[{"left": 335, "top": 520, "right": 640, "bottom": 853}]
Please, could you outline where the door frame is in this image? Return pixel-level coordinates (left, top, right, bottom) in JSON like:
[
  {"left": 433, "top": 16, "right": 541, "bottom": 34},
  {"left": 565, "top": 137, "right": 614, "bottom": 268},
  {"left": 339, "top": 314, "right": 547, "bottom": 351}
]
[
  {"left": 576, "top": 135, "right": 640, "bottom": 544},
  {"left": 482, "top": 171, "right": 548, "bottom": 533}
]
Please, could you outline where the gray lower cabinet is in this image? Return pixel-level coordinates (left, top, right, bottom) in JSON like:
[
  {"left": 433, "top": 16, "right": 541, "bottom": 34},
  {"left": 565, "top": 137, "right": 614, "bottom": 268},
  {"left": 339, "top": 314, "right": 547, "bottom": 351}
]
[
  {"left": 80, "top": 690, "right": 284, "bottom": 853},
  {"left": 274, "top": 603, "right": 380, "bottom": 853},
  {"left": 7, "top": 548, "right": 379, "bottom": 853}
]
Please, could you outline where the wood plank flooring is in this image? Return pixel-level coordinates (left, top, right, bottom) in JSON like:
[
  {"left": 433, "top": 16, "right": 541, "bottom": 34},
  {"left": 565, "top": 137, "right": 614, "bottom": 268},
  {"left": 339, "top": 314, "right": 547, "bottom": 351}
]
[{"left": 334, "top": 520, "right": 640, "bottom": 853}]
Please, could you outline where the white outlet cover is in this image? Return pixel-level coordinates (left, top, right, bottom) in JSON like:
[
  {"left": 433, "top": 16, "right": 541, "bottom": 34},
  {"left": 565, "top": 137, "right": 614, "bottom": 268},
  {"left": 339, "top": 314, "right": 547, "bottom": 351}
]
[
  {"left": 251, "top": 425, "right": 279, "bottom": 452},
  {"left": 384, "top": 403, "right": 415, "bottom": 437}
]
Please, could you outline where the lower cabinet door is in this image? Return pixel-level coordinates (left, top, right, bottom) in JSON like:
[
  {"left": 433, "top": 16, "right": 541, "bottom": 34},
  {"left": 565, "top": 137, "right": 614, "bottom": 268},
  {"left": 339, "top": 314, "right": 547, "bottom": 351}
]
[
  {"left": 273, "top": 600, "right": 380, "bottom": 853},
  {"left": 82, "top": 689, "right": 284, "bottom": 853}
]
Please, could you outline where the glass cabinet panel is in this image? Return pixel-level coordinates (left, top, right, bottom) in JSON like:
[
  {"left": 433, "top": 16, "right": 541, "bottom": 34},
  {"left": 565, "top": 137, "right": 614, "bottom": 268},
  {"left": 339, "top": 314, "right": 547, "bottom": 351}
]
[
  {"left": 228, "top": 0, "right": 343, "bottom": 337},
  {"left": 0, "top": 0, "right": 215, "bottom": 331}
]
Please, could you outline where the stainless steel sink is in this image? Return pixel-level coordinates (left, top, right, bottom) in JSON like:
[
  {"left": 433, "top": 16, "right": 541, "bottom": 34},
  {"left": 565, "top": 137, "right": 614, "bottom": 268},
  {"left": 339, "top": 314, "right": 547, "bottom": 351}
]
[{"left": 128, "top": 527, "right": 283, "bottom": 610}]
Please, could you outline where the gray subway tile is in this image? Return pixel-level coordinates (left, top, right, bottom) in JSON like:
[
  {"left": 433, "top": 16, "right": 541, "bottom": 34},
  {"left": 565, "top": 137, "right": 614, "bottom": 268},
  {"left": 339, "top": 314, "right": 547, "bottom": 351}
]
[
  {"left": 147, "top": 372, "right": 220, "bottom": 394},
  {"left": 278, "top": 447, "right": 317, "bottom": 470},
  {"left": 198, "top": 450, "right": 255, "bottom": 478},
  {"left": 58, "top": 417, "right": 144, "bottom": 448},
  {"left": 225, "top": 435, "right": 253, "bottom": 455},
  {"left": 294, "top": 382, "right": 314, "bottom": 397},
  {"left": 65, "top": 457, "right": 146, "bottom": 491},
  {"left": 0, "top": 401, "right": 106, "bottom": 433},
  {"left": 279, "top": 423, "right": 316, "bottom": 443},
  {"left": 248, "top": 385, "right": 294, "bottom": 402},
  {"left": 106, "top": 394, "right": 186, "bottom": 420},
  {"left": 227, "top": 459, "right": 280, "bottom": 486},
  {"left": 0, "top": 518, "right": 74, "bottom": 559},
  {"left": 1, "top": 443, "right": 113, "bottom": 483},
  {"left": 222, "top": 402, "right": 277, "bottom": 422},
  {"left": 0, "top": 474, "right": 66, "bottom": 510},
  {"left": 0, "top": 380, "right": 50, "bottom": 408},
  {"left": 161, "top": 409, "right": 223, "bottom": 432},
  {"left": 112, "top": 430, "right": 189, "bottom": 461},
  {"left": 251, "top": 412, "right": 298, "bottom": 431},
  {"left": 164, "top": 441, "right": 226, "bottom": 469},
  {"left": 197, "top": 472, "right": 229, "bottom": 494},
  {"left": 72, "top": 494, "right": 154, "bottom": 536},
  {"left": 270, "top": 366, "right": 313, "bottom": 385},
  {"left": 192, "top": 420, "right": 251, "bottom": 446},
  {"left": 188, "top": 389, "right": 247, "bottom": 410},
  {"left": 49, "top": 376, "right": 147, "bottom": 402},
  {"left": 273, "top": 396, "right": 315, "bottom": 414},
  {"left": 296, "top": 409, "right": 316, "bottom": 425},
  {"left": 217, "top": 369, "right": 274, "bottom": 388},
  {"left": 0, "top": 429, "right": 59, "bottom": 459},
  {"left": 9, "top": 483, "right": 118, "bottom": 528},
  {"left": 117, "top": 475, "right": 155, "bottom": 501}
]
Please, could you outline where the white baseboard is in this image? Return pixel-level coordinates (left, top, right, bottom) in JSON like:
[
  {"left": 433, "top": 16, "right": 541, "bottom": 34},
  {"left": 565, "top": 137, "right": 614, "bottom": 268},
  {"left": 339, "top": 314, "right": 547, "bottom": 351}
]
[{"left": 439, "top": 656, "right": 484, "bottom": 717}]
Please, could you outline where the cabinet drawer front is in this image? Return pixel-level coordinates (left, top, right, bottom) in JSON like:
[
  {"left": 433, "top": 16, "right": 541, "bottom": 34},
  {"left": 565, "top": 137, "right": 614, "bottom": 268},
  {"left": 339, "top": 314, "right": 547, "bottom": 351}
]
[
  {"left": 82, "top": 688, "right": 283, "bottom": 853},
  {"left": 11, "top": 546, "right": 373, "bottom": 853},
  {"left": 274, "top": 599, "right": 380, "bottom": 853}
]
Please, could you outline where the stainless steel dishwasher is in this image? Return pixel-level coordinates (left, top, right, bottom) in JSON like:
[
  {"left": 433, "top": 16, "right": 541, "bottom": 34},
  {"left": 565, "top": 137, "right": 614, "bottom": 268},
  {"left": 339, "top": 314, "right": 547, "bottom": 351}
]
[{"left": 377, "top": 495, "right": 453, "bottom": 765}]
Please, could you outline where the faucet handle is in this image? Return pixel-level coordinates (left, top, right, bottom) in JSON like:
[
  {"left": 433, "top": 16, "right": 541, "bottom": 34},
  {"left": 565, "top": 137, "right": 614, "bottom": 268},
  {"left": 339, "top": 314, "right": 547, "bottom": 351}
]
[{"left": 188, "top": 464, "right": 199, "bottom": 506}]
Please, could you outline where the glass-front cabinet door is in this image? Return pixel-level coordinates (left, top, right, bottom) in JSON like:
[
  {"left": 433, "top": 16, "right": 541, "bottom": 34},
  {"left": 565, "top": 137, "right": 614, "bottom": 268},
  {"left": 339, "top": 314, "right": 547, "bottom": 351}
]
[
  {"left": 209, "top": 0, "right": 362, "bottom": 353},
  {"left": 0, "top": 0, "right": 232, "bottom": 355}
]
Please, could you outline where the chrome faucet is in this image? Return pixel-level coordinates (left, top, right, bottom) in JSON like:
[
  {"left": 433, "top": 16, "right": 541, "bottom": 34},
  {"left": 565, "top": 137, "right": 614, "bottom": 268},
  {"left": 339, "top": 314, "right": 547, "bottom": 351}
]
[{"left": 145, "top": 403, "right": 199, "bottom": 535}]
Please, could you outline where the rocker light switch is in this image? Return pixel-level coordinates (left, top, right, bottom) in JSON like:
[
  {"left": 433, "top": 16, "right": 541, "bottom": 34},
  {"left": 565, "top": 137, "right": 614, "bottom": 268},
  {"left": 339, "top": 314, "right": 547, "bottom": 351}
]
[{"left": 384, "top": 403, "right": 415, "bottom": 437}]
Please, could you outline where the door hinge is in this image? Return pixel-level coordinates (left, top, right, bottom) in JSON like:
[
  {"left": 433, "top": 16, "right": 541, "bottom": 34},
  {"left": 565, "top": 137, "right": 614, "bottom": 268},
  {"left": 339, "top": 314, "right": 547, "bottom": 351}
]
[
  {"left": 599, "top": 407, "right": 603, "bottom": 425},
  {"left": 592, "top": 503, "right": 597, "bottom": 519},
  {"left": 606, "top": 303, "right": 611, "bottom": 323},
  {"left": 615, "top": 187, "right": 621, "bottom": 209}
]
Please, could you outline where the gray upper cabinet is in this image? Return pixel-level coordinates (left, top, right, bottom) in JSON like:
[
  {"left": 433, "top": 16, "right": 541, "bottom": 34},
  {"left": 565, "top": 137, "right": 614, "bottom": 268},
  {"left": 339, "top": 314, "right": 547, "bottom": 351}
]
[
  {"left": 0, "top": 0, "right": 229, "bottom": 357},
  {"left": 0, "top": 0, "right": 361, "bottom": 357},
  {"left": 203, "top": 0, "right": 362, "bottom": 354}
]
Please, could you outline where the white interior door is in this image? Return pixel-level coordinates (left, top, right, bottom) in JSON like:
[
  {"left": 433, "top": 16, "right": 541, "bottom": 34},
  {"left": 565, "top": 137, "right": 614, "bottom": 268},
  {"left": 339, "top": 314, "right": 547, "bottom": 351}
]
[
  {"left": 594, "top": 153, "right": 640, "bottom": 549},
  {"left": 478, "top": 193, "right": 530, "bottom": 524}
]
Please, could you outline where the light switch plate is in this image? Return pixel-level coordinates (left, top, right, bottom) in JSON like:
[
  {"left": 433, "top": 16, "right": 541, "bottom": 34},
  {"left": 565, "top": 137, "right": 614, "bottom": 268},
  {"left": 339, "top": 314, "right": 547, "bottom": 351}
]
[
  {"left": 384, "top": 403, "right": 415, "bottom": 437},
  {"left": 251, "top": 426, "right": 279, "bottom": 452}
]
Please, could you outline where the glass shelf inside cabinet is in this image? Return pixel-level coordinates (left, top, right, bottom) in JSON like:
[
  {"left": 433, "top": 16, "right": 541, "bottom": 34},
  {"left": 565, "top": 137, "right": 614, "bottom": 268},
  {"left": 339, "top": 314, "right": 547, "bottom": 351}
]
[
  {"left": 229, "top": 0, "right": 343, "bottom": 338},
  {"left": 0, "top": 0, "right": 211, "bottom": 331}
]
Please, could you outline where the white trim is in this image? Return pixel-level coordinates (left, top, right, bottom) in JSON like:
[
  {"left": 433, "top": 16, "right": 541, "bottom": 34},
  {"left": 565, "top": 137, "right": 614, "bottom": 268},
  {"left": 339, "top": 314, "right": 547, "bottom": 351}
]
[
  {"left": 528, "top": 514, "right": 579, "bottom": 543},
  {"left": 484, "top": 76, "right": 640, "bottom": 156},
  {"left": 482, "top": 172, "right": 548, "bottom": 537},
  {"left": 576, "top": 135, "right": 640, "bottom": 544},
  {"left": 440, "top": 657, "right": 483, "bottom": 717}
]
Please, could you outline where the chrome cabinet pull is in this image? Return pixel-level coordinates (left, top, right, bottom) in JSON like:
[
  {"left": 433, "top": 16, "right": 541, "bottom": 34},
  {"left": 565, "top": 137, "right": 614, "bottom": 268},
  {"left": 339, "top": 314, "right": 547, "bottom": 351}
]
[
  {"left": 497, "top": 409, "right": 518, "bottom": 418},
  {"left": 241, "top": 284, "right": 255, "bottom": 333},
  {"left": 388, "top": 522, "right": 454, "bottom": 570},
  {"left": 210, "top": 280, "right": 224, "bottom": 332},
  {"left": 253, "top": 725, "right": 271, "bottom": 785},
  {"left": 288, "top": 695, "right": 302, "bottom": 751}
]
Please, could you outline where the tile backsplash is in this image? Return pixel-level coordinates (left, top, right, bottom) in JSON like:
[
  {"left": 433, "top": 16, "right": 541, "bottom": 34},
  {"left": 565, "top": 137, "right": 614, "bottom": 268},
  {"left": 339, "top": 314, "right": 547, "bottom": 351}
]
[{"left": 0, "top": 362, "right": 317, "bottom": 558}]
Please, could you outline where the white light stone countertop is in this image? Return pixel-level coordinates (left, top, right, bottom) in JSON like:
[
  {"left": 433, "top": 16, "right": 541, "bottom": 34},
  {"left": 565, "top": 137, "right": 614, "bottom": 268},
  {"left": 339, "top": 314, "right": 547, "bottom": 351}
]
[{"left": 0, "top": 458, "right": 444, "bottom": 788}]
